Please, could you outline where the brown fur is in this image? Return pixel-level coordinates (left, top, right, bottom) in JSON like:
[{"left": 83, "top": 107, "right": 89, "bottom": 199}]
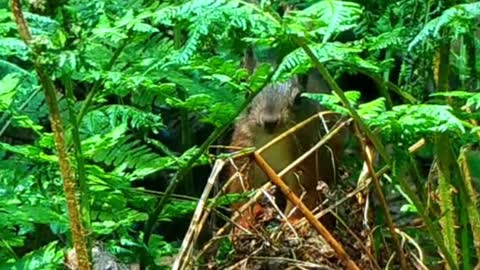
[{"left": 226, "top": 78, "right": 347, "bottom": 225}]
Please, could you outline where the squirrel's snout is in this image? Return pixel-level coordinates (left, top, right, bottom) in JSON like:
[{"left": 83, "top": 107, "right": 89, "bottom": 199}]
[{"left": 262, "top": 115, "right": 280, "bottom": 134}]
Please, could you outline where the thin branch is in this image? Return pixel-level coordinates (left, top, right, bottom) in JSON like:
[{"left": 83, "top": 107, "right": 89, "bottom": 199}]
[
  {"left": 253, "top": 152, "right": 361, "bottom": 270},
  {"left": 172, "top": 159, "right": 225, "bottom": 270},
  {"left": 141, "top": 64, "right": 281, "bottom": 258},
  {"left": 294, "top": 37, "right": 390, "bottom": 165},
  {"left": 356, "top": 137, "right": 408, "bottom": 270}
]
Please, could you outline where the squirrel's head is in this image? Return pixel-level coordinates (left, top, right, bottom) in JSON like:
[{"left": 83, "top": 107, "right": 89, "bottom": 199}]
[{"left": 245, "top": 78, "right": 319, "bottom": 134}]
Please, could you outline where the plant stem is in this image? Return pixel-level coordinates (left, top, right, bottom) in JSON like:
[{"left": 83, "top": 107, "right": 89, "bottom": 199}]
[
  {"left": 65, "top": 77, "right": 91, "bottom": 245},
  {"left": 295, "top": 38, "right": 390, "bottom": 165},
  {"left": 436, "top": 34, "right": 459, "bottom": 270},
  {"left": 356, "top": 133, "right": 408, "bottom": 270},
  {"left": 76, "top": 28, "right": 133, "bottom": 124},
  {"left": 140, "top": 65, "right": 280, "bottom": 267},
  {"left": 11, "top": 1, "right": 91, "bottom": 268}
]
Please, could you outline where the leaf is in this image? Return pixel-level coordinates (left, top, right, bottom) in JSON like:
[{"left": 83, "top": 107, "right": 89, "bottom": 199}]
[
  {"left": 303, "top": 90, "right": 361, "bottom": 115},
  {"left": 0, "top": 142, "right": 57, "bottom": 163},
  {"left": 430, "top": 91, "right": 474, "bottom": 99},
  {"left": 358, "top": 97, "right": 386, "bottom": 119},
  {"left": 275, "top": 42, "right": 381, "bottom": 79},
  {"left": 288, "top": 0, "right": 363, "bottom": 42},
  {"left": 0, "top": 241, "right": 63, "bottom": 270},
  {"left": 0, "top": 74, "right": 20, "bottom": 110},
  {"left": 466, "top": 93, "right": 480, "bottom": 111},
  {"left": 409, "top": 2, "right": 480, "bottom": 50},
  {"left": 369, "top": 104, "right": 466, "bottom": 143}
]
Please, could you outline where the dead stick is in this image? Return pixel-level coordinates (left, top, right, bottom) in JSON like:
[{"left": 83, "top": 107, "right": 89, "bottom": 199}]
[
  {"left": 361, "top": 143, "right": 409, "bottom": 270},
  {"left": 172, "top": 159, "right": 226, "bottom": 270},
  {"left": 278, "top": 119, "right": 352, "bottom": 177},
  {"left": 331, "top": 211, "right": 382, "bottom": 270},
  {"left": 197, "top": 116, "right": 350, "bottom": 257},
  {"left": 257, "top": 111, "right": 338, "bottom": 154},
  {"left": 253, "top": 153, "right": 361, "bottom": 270}
]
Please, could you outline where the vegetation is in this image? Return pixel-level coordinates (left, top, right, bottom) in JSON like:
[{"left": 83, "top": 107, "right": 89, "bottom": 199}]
[{"left": 0, "top": 0, "right": 479, "bottom": 269}]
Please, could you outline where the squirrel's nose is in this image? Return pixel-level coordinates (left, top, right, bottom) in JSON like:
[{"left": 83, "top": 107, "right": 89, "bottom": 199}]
[{"left": 263, "top": 117, "right": 279, "bottom": 134}]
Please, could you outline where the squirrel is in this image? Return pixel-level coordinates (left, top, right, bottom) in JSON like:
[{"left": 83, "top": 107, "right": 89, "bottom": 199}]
[{"left": 225, "top": 76, "right": 347, "bottom": 230}]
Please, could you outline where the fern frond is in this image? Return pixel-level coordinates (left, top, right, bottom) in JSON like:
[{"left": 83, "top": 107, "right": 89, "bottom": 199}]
[
  {"left": 0, "top": 142, "right": 57, "bottom": 163},
  {"left": 0, "top": 74, "right": 19, "bottom": 111},
  {"left": 103, "top": 105, "right": 164, "bottom": 132},
  {"left": 0, "top": 38, "right": 29, "bottom": 60},
  {"left": 409, "top": 2, "right": 480, "bottom": 50},
  {"left": 370, "top": 104, "right": 466, "bottom": 143},
  {"left": 152, "top": 0, "right": 277, "bottom": 65},
  {"left": 275, "top": 42, "right": 380, "bottom": 79},
  {"left": 430, "top": 91, "right": 475, "bottom": 99},
  {"left": 303, "top": 90, "right": 361, "bottom": 115},
  {"left": 81, "top": 125, "right": 174, "bottom": 179},
  {"left": 358, "top": 97, "right": 386, "bottom": 119},
  {"left": 81, "top": 105, "right": 163, "bottom": 136},
  {"left": 466, "top": 93, "right": 480, "bottom": 111},
  {"left": 23, "top": 12, "right": 59, "bottom": 36},
  {"left": 366, "top": 27, "right": 407, "bottom": 51},
  {"left": 288, "top": 0, "right": 363, "bottom": 42},
  {"left": 0, "top": 60, "right": 34, "bottom": 79}
]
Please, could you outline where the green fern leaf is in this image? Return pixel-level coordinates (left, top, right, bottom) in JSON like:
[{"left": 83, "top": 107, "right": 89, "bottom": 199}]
[
  {"left": 275, "top": 42, "right": 380, "bottom": 79},
  {"left": 288, "top": 0, "right": 362, "bottom": 42},
  {"left": 366, "top": 27, "right": 407, "bottom": 51},
  {"left": 358, "top": 97, "right": 386, "bottom": 119},
  {"left": 303, "top": 90, "right": 361, "bottom": 115},
  {"left": 409, "top": 2, "right": 480, "bottom": 50},
  {"left": 370, "top": 104, "right": 465, "bottom": 143},
  {"left": 0, "top": 74, "right": 19, "bottom": 111},
  {"left": 466, "top": 93, "right": 480, "bottom": 111}
]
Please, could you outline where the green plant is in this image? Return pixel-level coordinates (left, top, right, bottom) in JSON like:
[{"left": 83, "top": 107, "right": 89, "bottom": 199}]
[{"left": 1, "top": 0, "right": 479, "bottom": 269}]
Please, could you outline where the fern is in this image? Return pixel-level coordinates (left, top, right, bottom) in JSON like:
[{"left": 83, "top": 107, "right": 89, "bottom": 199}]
[
  {"left": 91, "top": 15, "right": 129, "bottom": 45},
  {"left": 287, "top": 0, "right": 363, "bottom": 42},
  {"left": 81, "top": 125, "right": 171, "bottom": 179},
  {"left": 409, "top": 2, "right": 480, "bottom": 50},
  {"left": 370, "top": 104, "right": 466, "bottom": 143},
  {"left": 0, "top": 9, "right": 17, "bottom": 36},
  {"left": 80, "top": 124, "right": 208, "bottom": 179},
  {"left": 0, "top": 74, "right": 19, "bottom": 111},
  {"left": 89, "top": 105, "right": 164, "bottom": 133},
  {"left": 358, "top": 97, "right": 387, "bottom": 119},
  {"left": 23, "top": 12, "right": 59, "bottom": 35},
  {"left": 275, "top": 42, "right": 381, "bottom": 79},
  {"left": 365, "top": 27, "right": 408, "bottom": 51},
  {"left": 430, "top": 91, "right": 475, "bottom": 99},
  {"left": 0, "top": 38, "right": 30, "bottom": 60},
  {"left": 466, "top": 93, "right": 480, "bottom": 111},
  {"left": 303, "top": 90, "right": 362, "bottom": 115},
  {"left": 152, "top": 0, "right": 277, "bottom": 65},
  {"left": 1, "top": 242, "right": 64, "bottom": 269}
]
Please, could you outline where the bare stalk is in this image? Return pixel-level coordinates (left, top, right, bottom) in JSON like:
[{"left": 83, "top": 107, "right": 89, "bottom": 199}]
[
  {"left": 254, "top": 152, "right": 361, "bottom": 270},
  {"left": 172, "top": 159, "right": 226, "bottom": 270},
  {"left": 10, "top": 1, "right": 91, "bottom": 269}
]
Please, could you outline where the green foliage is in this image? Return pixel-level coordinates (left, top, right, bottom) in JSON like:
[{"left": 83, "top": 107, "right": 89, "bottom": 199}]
[
  {"left": 286, "top": 0, "right": 363, "bottom": 42},
  {"left": 303, "top": 90, "right": 362, "bottom": 114},
  {"left": 1, "top": 242, "right": 64, "bottom": 269},
  {"left": 371, "top": 104, "right": 465, "bottom": 141},
  {"left": 409, "top": 2, "right": 480, "bottom": 50},
  {"left": 1, "top": 0, "right": 480, "bottom": 268}
]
